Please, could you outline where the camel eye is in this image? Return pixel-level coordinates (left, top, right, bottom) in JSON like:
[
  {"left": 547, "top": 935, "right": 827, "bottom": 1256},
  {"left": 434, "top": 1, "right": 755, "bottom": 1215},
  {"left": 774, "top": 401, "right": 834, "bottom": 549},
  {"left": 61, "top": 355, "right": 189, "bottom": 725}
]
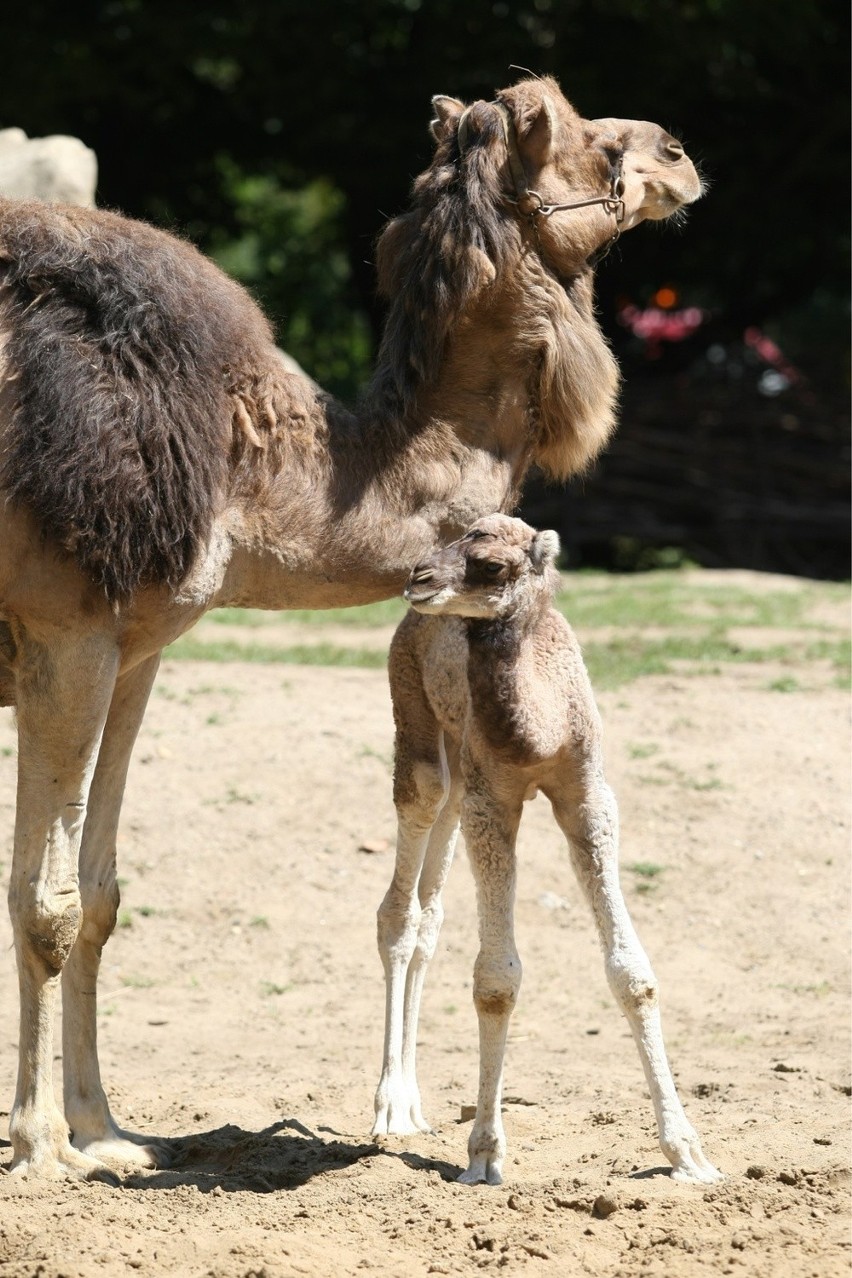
[{"left": 482, "top": 561, "right": 504, "bottom": 576}]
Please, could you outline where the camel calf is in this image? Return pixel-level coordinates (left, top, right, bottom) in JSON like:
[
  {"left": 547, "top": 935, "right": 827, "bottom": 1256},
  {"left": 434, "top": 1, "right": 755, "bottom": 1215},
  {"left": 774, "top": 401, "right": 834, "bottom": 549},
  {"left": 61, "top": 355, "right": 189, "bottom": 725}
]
[{"left": 373, "top": 514, "right": 720, "bottom": 1186}]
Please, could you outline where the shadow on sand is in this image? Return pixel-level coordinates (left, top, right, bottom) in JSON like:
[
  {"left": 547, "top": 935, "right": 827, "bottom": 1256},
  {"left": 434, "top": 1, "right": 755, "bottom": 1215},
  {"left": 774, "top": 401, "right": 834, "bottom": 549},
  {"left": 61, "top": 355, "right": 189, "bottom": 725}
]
[{"left": 122, "top": 1117, "right": 462, "bottom": 1193}]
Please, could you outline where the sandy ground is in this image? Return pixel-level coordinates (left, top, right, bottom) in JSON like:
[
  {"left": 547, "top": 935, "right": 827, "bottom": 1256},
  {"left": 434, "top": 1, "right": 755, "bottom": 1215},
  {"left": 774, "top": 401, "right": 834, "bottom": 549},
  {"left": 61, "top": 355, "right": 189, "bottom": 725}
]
[{"left": 0, "top": 580, "right": 849, "bottom": 1277}]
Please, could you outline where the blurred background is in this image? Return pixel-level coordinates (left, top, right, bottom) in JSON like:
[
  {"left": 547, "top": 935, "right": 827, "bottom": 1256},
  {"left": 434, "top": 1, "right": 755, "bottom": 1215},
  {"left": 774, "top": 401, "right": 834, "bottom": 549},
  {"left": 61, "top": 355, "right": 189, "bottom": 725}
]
[{"left": 1, "top": 0, "right": 848, "bottom": 578}]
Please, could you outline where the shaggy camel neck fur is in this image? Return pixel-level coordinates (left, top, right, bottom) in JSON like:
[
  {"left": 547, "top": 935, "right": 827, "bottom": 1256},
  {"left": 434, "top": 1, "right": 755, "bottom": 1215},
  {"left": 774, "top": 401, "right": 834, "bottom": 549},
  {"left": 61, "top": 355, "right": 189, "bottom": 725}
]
[
  {"left": 0, "top": 75, "right": 702, "bottom": 1179},
  {"left": 373, "top": 515, "right": 721, "bottom": 1186}
]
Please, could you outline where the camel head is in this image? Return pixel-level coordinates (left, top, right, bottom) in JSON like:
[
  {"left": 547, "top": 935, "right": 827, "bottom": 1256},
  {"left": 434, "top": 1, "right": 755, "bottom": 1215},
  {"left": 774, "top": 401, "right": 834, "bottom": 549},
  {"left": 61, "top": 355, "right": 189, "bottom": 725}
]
[
  {"left": 373, "top": 75, "right": 702, "bottom": 445},
  {"left": 404, "top": 514, "right": 561, "bottom": 620},
  {"left": 425, "top": 76, "right": 703, "bottom": 276}
]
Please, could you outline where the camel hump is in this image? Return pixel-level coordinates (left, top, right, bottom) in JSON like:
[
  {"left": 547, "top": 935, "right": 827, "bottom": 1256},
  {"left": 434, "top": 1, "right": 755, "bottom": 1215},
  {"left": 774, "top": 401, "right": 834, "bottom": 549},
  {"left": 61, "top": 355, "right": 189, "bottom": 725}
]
[{"left": 0, "top": 198, "right": 280, "bottom": 603}]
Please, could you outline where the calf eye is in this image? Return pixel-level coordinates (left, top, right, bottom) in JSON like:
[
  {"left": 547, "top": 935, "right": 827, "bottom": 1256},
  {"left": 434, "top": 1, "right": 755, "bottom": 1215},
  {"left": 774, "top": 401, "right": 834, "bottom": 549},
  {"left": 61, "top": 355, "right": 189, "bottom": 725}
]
[{"left": 482, "top": 561, "right": 504, "bottom": 576}]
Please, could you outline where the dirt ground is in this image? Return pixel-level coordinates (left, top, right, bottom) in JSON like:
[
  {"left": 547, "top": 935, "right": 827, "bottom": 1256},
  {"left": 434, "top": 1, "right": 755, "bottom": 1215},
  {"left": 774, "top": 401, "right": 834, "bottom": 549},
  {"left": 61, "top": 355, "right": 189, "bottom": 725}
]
[{"left": 0, "top": 574, "right": 849, "bottom": 1277}]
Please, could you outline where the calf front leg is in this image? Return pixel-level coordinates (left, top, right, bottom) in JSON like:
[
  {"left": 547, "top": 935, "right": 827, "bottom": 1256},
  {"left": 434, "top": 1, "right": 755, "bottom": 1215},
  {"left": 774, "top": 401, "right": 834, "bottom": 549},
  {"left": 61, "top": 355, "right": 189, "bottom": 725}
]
[
  {"left": 458, "top": 783, "right": 523, "bottom": 1186},
  {"left": 553, "top": 775, "right": 721, "bottom": 1184},
  {"left": 8, "top": 630, "right": 119, "bottom": 1180}
]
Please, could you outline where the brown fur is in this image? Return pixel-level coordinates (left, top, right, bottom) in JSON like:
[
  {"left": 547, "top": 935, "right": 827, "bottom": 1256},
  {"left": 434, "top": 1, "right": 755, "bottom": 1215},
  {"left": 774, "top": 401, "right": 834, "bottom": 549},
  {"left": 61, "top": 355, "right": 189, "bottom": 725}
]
[
  {"left": 0, "top": 200, "right": 303, "bottom": 601},
  {"left": 374, "top": 515, "right": 719, "bottom": 1186},
  {"left": 0, "top": 78, "right": 701, "bottom": 605},
  {"left": 0, "top": 77, "right": 705, "bottom": 1182}
]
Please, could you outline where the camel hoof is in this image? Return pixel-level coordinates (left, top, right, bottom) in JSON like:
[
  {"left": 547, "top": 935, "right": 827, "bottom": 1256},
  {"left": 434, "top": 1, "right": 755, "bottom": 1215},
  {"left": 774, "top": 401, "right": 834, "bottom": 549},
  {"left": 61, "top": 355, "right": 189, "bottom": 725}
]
[
  {"left": 458, "top": 1156, "right": 503, "bottom": 1186},
  {"left": 9, "top": 1142, "right": 121, "bottom": 1185},
  {"left": 71, "top": 1129, "right": 174, "bottom": 1170},
  {"left": 372, "top": 1090, "right": 432, "bottom": 1138},
  {"left": 668, "top": 1137, "right": 724, "bottom": 1184}
]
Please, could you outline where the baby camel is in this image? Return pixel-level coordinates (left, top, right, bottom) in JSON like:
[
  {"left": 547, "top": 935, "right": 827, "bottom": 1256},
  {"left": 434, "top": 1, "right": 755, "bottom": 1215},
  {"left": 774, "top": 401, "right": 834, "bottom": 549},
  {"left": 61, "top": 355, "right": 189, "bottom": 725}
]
[{"left": 373, "top": 514, "right": 720, "bottom": 1187}]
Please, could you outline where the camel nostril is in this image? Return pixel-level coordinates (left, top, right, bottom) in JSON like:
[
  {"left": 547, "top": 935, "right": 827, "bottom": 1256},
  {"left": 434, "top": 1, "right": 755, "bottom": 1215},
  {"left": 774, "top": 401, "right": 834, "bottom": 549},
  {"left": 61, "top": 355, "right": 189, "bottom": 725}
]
[
  {"left": 665, "top": 140, "right": 684, "bottom": 160},
  {"left": 409, "top": 567, "right": 434, "bottom": 586}
]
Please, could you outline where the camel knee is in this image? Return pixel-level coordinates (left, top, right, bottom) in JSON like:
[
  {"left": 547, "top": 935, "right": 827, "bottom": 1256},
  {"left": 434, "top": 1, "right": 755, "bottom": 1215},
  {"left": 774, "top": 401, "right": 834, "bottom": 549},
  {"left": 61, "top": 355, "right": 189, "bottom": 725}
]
[
  {"left": 473, "top": 951, "right": 522, "bottom": 1018},
  {"left": 394, "top": 757, "right": 449, "bottom": 828},
  {"left": 606, "top": 953, "right": 658, "bottom": 1012},
  {"left": 10, "top": 881, "right": 83, "bottom": 974},
  {"left": 78, "top": 874, "right": 120, "bottom": 949},
  {"left": 377, "top": 887, "right": 421, "bottom": 964},
  {"left": 414, "top": 898, "right": 444, "bottom": 963}
]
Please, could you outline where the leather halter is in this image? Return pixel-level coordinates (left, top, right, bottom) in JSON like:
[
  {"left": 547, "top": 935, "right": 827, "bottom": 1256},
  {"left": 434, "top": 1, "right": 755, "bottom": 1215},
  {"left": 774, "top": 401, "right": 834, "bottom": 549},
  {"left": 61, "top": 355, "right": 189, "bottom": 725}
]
[{"left": 457, "top": 99, "right": 626, "bottom": 264}]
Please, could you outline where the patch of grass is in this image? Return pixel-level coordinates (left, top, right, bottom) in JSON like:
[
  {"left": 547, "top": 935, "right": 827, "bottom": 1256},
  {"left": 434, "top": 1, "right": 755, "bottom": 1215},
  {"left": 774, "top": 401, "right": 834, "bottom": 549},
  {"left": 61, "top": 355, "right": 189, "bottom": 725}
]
[
  {"left": 627, "top": 862, "right": 666, "bottom": 879},
  {"left": 189, "top": 683, "right": 242, "bottom": 697},
  {"left": 135, "top": 905, "right": 158, "bottom": 917},
  {"left": 209, "top": 599, "right": 407, "bottom": 629},
  {"left": 223, "top": 787, "right": 260, "bottom": 805},
  {"left": 641, "top": 761, "right": 724, "bottom": 792},
  {"left": 582, "top": 632, "right": 795, "bottom": 689},
  {"left": 121, "top": 974, "right": 155, "bottom": 989},
  {"left": 157, "top": 571, "right": 849, "bottom": 687},
  {"left": 778, "top": 981, "right": 833, "bottom": 998},
  {"left": 627, "top": 742, "right": 659, "bottom": 760},
  {"left": 357, "top": 744, "right": 393, "bottom": 768},
  {"left": 766, "top": 676, "right": 801, "bottom": 692},
  {"left": 260, "top": 980, "right": 291, "bottom": 997},
  {"left": 557, "top": 575, "right": 846, "bottom": 633},
  {"left": 627, "top": 862, "right": 666, "bottom": 895},
  {"left": 249, "top": 916, "right": 270, "bottom": 929},
  {"left": 166, "top": 636, "right": 387, "bottom": 668},
  {"left": 805, "top": 638, "right": 851, "bottom": 678},
  {"left": 117, "top": 909, "right": 133, "bottom": 930}
]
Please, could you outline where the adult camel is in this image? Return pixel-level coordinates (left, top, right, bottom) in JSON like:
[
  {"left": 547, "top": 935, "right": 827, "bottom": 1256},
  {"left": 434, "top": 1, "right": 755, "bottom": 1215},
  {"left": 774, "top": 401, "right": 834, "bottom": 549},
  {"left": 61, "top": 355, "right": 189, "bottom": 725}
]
[{"left": 0, "top": 76, "right": 702, "bottom": 1179}]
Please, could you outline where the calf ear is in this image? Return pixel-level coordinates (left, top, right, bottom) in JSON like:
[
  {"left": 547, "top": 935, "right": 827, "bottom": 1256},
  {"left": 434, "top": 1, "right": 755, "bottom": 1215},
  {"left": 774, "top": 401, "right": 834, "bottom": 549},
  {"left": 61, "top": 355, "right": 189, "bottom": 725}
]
[
  {"left": 530, "top": 529, "right": 560, "bottom": 571},
  {"left": 430, "top": 95, "right": 465, "bottom": 143}
]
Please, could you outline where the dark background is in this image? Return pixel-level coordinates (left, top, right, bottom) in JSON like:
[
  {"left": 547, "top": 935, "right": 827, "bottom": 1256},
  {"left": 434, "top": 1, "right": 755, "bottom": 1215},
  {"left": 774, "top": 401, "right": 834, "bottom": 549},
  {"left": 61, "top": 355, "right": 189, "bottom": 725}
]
[{"left": 2, "top": 0, "right": 848, "bottom": 577}]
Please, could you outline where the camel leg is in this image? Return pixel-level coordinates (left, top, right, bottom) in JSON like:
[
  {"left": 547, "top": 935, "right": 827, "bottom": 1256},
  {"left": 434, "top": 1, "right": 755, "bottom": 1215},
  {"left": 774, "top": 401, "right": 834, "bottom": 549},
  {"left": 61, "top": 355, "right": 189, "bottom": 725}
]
[
  {"left": 552, "top": 772, "right": 722, "bottom": 1184},
  {"left": 374, "top": 730, "right": 460, "bottom": 1137},
  {"left": 458, "top": 782, "right": 523, "bottom": 1186},
  {"left": 397, "top": 759, "right": 462, "bottom": 1131},
  {"left": 7, "top": 630, "right": 119, "bottom": 1179},
  {"left": 62, "top": 652, "right": 169, "bottom": 1167}
]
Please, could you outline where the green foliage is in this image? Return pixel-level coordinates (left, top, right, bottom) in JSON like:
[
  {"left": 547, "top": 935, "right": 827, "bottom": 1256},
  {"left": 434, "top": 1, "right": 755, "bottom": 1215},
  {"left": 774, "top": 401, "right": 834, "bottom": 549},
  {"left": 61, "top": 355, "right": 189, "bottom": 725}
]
[
  {"left": 0, "top": 0, "right": 844, "bottom": 388},
  {"left": 209, "top": 160, "right": 372, "bottom": 397}
]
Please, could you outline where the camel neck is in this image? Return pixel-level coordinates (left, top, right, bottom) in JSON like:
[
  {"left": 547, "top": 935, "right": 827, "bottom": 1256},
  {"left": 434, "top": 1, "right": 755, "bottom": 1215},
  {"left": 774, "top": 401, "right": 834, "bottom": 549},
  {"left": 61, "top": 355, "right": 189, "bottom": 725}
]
[
  {"left": 215, "top": 406, "right": 526, "bottom": 612},
  {"left": 214, "top": 310, "right": 537, "bottom": 612}
]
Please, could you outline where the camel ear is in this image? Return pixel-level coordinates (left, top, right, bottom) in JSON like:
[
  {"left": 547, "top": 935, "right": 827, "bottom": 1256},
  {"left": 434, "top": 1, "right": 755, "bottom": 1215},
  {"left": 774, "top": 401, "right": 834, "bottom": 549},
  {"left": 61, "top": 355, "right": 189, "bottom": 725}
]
[
  {"left": 530, "top": 528, "right": 560, "bottom": 572},
  {"left": 430, "top": 95, "right": 465, "bottom": 143},
  {"left": 518, "top": 98, "right": 557, "bottom": 170}
]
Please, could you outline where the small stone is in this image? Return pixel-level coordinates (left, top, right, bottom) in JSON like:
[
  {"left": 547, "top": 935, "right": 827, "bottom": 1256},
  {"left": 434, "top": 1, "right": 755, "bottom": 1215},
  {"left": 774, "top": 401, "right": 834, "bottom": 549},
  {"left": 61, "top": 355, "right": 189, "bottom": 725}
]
[
  {"left": 460, "top": 1104, "right": 477, "bottom": 1122},
  {"left": 358, "top": 838, "right": 390, "bottom": 855},
  {"left": 778, "top": 1170, "right": 799, "bottom": 1186},
  {"left": 745, "top": 1165, "right": 767, "bottom": 1180},
  {"left": 592, "top": 1193, "right": 619, "bottom": 1219}
]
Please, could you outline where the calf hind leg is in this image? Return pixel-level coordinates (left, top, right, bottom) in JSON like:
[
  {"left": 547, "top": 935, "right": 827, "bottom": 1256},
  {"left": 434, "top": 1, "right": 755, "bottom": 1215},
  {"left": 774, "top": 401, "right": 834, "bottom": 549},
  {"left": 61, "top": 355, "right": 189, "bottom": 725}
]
[
  {"left": 552, "top": 775, "right": 721, "bottom": 1183},
  {"left": 458, "top": 786, "right": 523, "bottom": 1186},
  {"left": 374, "top": 731, "right": 461, "bottom": 1137}
]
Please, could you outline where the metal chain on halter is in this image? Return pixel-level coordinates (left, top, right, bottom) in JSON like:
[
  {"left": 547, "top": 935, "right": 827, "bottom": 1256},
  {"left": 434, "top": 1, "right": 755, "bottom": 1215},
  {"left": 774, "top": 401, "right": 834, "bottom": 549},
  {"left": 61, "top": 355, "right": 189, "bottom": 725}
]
[{"left": 456, "top": 99, "right": 625, "bottom": 263}]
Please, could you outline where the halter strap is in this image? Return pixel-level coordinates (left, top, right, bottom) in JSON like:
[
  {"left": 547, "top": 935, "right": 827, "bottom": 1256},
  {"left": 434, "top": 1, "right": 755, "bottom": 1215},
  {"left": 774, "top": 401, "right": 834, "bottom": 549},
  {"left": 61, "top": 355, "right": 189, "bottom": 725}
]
[{"left": 456, "top": 99, "right": 625, "bottom": 262}]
